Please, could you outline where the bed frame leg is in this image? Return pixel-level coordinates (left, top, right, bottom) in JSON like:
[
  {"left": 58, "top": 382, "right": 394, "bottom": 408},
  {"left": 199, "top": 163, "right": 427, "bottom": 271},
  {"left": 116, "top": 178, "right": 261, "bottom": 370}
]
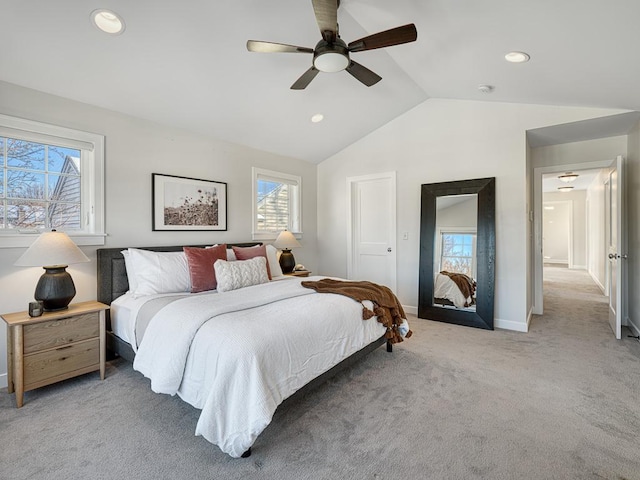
[
  {"left": 386, "top": 340, "right": 393, "bottom": 353},
  {"left": 241, "top": 448, "right": 252, "bottom": 458}
]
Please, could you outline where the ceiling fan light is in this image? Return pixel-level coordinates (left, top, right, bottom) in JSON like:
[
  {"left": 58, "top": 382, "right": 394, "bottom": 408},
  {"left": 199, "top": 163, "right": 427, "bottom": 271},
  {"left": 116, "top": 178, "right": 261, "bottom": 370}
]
[
  {"left": 314, "top": 52, "right": 349, "bottom": 73},
  {"left": 557, "top": 186, "right": 574, "bottom": 192},
  {"left": 558, "top": 172, "right": 579, "bottom": 182}
]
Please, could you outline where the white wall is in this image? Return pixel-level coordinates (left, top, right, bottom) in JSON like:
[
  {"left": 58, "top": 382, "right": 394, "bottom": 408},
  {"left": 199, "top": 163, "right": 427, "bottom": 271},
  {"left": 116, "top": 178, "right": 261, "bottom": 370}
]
[
  {"left": 436, "top": 196, "right": 478, "bottom": 228},
  {"left": 585, "top": 170, "right": 608, "bottom": 292},
  {"left": 530, "top": 136, "right": 628, "bottom": 168},
  {"left": 542, "top": 200, "right": 570, "bottom": 264},
  {"left": 627, "top": 121, "right": 640, "bottom": 335},
  {"left": 318, "top": 98, "right": 623, "bottom": 332},
  {"left": 0, "top": 81, "right": 317, "bottom": 387},
  {"left": 543, "top": 191, "right": 587, "bottom": 268}
]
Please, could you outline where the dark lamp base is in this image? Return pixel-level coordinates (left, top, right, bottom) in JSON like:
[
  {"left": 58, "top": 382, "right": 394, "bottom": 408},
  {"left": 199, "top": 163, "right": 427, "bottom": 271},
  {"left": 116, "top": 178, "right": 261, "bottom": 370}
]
[
  {"left": 35, "top": 266, "right": 76, "bottom": 311},
  {"left": 279, "top": 249, "right": 296, "bottom": 274}
]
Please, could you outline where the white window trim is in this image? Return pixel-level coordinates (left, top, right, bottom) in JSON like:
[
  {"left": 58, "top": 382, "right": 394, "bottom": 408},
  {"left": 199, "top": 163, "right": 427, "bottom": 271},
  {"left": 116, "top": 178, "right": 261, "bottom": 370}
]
[
  {"left": 251, "top": 167, "right": 302, "bottom": 241},
  {"left": 0, "top": 113, "right": 105, "bottom": 247}
]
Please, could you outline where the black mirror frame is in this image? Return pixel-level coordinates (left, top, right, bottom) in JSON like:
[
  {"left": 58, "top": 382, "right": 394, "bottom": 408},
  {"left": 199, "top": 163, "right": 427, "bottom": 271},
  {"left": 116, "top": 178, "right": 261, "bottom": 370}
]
[{"left": 418, "top": 177, "right": 495, "bottom": 330}]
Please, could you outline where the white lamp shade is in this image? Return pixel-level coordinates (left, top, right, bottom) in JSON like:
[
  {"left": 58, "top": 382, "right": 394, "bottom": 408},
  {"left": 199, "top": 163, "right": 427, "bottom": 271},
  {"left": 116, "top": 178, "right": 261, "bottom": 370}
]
[
  {"left": 14, "top": 231, "right": 90, "bottom": 267},
  {"left": 273, "top": 230, "right": 301, "bottom": 250}
]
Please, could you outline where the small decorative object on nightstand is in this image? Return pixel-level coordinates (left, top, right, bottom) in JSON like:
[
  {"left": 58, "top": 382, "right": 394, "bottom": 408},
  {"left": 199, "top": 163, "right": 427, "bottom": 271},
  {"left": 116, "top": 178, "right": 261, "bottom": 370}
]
[
  {"left": 284, "top": 270, "right": 312, "bottom": 277},
  {"left": 1, "top": 301, "right": 109, "bottom": 408}
]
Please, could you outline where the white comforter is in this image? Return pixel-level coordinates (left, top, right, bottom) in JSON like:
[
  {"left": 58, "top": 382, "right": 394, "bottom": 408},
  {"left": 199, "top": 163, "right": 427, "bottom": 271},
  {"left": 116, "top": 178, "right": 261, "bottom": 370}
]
[
  {"left": 133, "top": 277, "right": 386, "bottom": 457},
  {"left": 434, "top": 273, "right": 473, "bottom": 308}
]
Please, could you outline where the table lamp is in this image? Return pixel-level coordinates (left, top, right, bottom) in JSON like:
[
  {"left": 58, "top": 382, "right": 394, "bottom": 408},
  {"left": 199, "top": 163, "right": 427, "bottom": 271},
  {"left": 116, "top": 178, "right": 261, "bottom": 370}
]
[
  {"left": 273, "top": 230, "right": 301, "bottom": 273},
  {"left": 14, "top": 230, "right": 90, "bottom": 311}
]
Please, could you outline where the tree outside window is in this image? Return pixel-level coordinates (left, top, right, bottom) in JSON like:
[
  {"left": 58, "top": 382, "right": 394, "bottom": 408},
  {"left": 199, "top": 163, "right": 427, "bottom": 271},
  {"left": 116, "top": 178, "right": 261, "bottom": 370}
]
[
  {"left": 440, "top": 232, "right": 476, "bottom": 278},
  {"left": 1, "top": 138, "right": 81, "bottom": 230}
]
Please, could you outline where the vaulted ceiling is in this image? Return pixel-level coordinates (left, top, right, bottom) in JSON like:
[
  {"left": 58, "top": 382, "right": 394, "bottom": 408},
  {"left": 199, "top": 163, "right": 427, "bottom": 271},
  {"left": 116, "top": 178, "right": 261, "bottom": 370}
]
[{"left": 2, "top": 0, "right": 639, "bottom": 163}]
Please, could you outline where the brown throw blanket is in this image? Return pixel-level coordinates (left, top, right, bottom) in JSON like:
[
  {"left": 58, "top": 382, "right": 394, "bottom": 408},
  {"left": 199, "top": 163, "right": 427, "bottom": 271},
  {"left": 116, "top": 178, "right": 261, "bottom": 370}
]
[
  {"left": 301, "top": 278, "right": 412, "bottom": 344},
  {"left": 439, "top": 271, "right": 476, "bottom": 305}
]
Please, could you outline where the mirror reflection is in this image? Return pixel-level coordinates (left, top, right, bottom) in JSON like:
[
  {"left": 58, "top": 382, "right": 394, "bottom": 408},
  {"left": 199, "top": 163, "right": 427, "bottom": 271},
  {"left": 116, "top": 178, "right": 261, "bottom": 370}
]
[{"left": 433, "top": 194, "right": 478, "bottom": 311}]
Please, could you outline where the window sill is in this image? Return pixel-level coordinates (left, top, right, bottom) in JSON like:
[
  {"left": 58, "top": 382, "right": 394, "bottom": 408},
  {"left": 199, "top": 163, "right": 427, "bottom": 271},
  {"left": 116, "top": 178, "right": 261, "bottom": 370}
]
[
  {"left": 252, "top": 231, "right": 303, "bottom": 242},
  {"left": 0, "top": 233, "right": 107, "bottom": 248}
]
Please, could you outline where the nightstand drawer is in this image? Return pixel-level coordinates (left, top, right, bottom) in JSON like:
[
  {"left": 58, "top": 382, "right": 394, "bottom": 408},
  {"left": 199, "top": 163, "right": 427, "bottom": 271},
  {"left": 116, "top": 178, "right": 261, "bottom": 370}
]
[
  {"left": 23, "top": 313, "right": 100, "bottom": 354},
  {"left": 23, "top": 338, "right": 100, "bottom": 390}
]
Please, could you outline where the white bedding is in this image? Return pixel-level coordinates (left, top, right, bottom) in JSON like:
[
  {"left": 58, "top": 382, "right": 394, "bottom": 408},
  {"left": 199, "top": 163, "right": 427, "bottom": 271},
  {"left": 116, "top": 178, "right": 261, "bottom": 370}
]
[
  {"left": 434, "top": 273, "right": 473, "bottom": 308},
  {"left": 129, "top": 276, "right": 388, "bottom": 457}
]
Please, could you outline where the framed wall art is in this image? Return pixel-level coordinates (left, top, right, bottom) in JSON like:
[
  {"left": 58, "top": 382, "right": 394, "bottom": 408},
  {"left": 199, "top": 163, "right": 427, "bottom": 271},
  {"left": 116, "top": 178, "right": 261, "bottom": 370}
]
[{"left": 152, "top": 173, "right": 227, "bottom": 231}]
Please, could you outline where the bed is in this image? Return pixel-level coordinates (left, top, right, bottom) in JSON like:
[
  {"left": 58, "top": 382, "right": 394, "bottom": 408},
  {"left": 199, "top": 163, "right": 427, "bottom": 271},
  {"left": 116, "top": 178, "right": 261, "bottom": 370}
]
[
  {"left": 433, "top": 271, "right": 476, "bottom": 308},
  {"left": 97, "top": 244, "right": 404, "bottom": 458}
]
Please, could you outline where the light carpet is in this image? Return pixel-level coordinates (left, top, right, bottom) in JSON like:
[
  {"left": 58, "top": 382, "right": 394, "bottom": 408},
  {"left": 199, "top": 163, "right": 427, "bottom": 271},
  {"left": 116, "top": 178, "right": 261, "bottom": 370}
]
[{"left": 1, "top": 267, "right": 639, "bottom": 479}]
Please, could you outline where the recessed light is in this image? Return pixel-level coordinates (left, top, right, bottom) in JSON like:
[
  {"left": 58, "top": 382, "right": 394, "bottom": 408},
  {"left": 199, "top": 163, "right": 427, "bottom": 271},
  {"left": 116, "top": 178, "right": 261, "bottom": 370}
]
[
  {"left": 505, "top": 51, "right": 530, "bottom": 63},
  {"left": 91, "top": 9, "right": 125, "bottom": 35},
  {"left": 311, "top": 113, "right": 324, "bottom": 123},
  {"left": 478, "top": 84, "right": 494, "bottom": 94}
]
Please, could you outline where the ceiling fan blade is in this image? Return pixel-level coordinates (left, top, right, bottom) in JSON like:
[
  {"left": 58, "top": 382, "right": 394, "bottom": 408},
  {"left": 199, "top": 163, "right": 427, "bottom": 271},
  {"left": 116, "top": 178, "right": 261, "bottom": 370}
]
[
  {"left": 345, "top": 61, "right": 382, "bottom": 87},
  {"left": 247, "top": 40, "right": 314, "bottom": 54},
  {"left": 348, "top": 23, "right": 417, "bottom": 52},
  {"left": 312, "top": 0, "right": 338, "bottom": 43},
  {"left": 291, "top": 67, "right": 320, "bottom": 90}
]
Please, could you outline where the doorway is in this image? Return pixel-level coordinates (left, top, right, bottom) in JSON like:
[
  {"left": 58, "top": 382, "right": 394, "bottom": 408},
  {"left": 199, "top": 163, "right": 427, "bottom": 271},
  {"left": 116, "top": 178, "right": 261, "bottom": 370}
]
[
  {"left": 533, "top": 158, "right": 628, "bottom": 338},
  {"left": 346, "top": 172, "right": 397, "bottom": 290}
]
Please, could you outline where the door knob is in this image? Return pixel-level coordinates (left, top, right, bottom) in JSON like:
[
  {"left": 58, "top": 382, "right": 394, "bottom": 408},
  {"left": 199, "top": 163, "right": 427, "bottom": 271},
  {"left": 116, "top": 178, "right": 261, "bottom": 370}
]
[{"left": 608, "top": 253, "right": 615, "bottom": 259}]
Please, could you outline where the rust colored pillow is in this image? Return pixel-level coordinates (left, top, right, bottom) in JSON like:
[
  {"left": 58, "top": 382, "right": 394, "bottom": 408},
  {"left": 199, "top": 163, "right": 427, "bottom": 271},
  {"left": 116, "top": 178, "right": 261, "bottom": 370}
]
[
  {"left": 232, "top": 244, "right": 272, "bottom": 280},
  {"left": 184, "top": 244, "right": 227, "bottom": 293}
]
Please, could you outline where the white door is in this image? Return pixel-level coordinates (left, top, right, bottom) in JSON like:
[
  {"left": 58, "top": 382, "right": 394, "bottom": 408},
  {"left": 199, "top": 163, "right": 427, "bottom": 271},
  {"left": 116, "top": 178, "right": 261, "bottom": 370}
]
[
  {"left": 347, "top": 172, "right": 397, "bottom": 290},
  {"left": 607, "top": 155, "right": 627, "bottom": 339}
]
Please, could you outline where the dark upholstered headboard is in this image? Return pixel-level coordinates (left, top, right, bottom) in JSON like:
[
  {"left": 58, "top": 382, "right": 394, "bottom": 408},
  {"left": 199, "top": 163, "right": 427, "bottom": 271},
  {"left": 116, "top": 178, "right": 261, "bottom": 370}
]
[{"left": 96, "top": 243, "right": 261, "bottom": 306}]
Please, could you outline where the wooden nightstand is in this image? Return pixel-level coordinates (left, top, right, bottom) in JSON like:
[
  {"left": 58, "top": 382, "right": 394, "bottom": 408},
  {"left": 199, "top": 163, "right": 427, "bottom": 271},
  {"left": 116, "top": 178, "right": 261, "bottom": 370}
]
[
  {"left": 1, "top": 301, "right": 109, "bottom": 408},
  {"left": 284, "top": 270, "right": 312, "bottom": 277}
]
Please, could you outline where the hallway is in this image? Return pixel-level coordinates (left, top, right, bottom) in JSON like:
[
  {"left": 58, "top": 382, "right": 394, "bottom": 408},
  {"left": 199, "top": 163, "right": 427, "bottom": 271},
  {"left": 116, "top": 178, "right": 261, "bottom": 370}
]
[{"left": 535, "top": 265, "right": 626, "bottom": 340}]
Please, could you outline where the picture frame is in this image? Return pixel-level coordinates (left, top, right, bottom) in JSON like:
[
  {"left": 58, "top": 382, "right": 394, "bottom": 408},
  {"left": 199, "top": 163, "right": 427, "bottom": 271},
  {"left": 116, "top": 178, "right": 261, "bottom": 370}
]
[{"left": 152, "top": 173, "right": 227, "bottom": 231}]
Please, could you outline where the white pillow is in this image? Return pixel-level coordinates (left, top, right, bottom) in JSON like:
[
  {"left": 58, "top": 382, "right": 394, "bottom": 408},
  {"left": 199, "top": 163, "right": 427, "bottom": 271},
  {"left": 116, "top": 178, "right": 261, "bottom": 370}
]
[
  {"left": 126, "top": 248, "right": 191, "bottom": 296},
  {"left": 121, "top": 249, "right": 139, "bottom": 293},
  {"left": 266, "top": 244, "right": 283, "bottom": 277},
  {"left": 226, "top": 249, "right": 237, "bottom": 261},
  {"left": 214, "top": 257, "right": 269, "bottom": 293}
]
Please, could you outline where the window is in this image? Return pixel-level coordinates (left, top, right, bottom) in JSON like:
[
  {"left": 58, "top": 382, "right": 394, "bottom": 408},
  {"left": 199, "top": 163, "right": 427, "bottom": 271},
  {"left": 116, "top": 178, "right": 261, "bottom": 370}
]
[
  {"left": 438, "top": 230, "right": 477, "bottom": 278},
  {"left": 252, "top": 167, "right": 301, "bottom": 240},
  {"left": 0, "top": 114, "right": 105, "bottom": 247}
]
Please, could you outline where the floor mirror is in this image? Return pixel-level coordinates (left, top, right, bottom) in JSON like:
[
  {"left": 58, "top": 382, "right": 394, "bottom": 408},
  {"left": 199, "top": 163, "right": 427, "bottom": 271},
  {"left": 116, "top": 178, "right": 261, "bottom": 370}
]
[{"left": 418, "top": 177, "right": 495, "bottom": 329}]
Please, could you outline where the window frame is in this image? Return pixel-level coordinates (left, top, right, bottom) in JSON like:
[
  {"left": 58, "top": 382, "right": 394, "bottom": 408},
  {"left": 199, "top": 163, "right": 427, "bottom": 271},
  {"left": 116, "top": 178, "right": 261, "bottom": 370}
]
[
  {"left": 251, "top": 167, "right": 302, "bottom": 241},
  {"left": 0, "top": 113, "right": 105, "bottom": 247}
]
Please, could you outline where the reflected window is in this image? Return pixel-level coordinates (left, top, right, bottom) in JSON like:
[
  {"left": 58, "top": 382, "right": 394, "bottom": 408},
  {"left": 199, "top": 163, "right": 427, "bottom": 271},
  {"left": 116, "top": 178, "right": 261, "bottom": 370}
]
[{"left": 439, "top": 231, "right": 476, "bottom": 278}]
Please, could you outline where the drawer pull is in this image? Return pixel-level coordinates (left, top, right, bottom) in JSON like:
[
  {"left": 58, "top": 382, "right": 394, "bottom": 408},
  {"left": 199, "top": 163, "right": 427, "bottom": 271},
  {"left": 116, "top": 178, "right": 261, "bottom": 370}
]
[{"left": 56, "top": 345, "right": 73, "bottom": 351}]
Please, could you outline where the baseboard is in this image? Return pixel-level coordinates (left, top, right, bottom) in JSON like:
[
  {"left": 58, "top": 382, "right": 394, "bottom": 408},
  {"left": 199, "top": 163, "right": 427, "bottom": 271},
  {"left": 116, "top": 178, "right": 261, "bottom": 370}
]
[
  {"left": 588, "top": 270, "right": 606, "bottom": 295},
  {"left": 570, "top": 264, "right": 586, "bottom": 270},
  {"left": 403, "top": 305, "right": 417, "bottom": 316},
  {"left": 406, "top": 306, "right": 528, "bottom": 332},
  {"left": 0, "top": 373, "right": 7, "bottom": 390},
  {"left": 495, "top": 317, "right": 529, "bottom": 332},
  {"left": 628, "top": 316, "right": 640, "bottom": 337}
]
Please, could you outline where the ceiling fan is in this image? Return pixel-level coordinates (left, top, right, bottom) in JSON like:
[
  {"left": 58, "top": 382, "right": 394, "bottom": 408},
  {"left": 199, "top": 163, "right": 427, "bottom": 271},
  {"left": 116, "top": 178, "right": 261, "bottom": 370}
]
[{"left": 246, "top": 0, "right": 417, "bottom": 90}]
